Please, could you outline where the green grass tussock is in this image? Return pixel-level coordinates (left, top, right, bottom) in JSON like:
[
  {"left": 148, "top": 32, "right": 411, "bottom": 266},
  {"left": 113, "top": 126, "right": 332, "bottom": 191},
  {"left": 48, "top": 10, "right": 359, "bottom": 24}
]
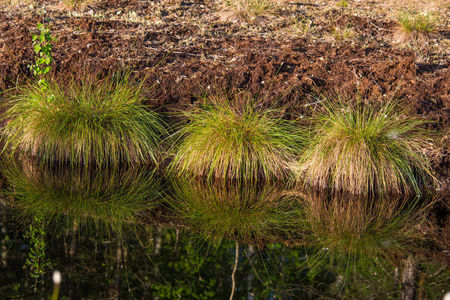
[
  {"left": 169, "top": 94, "right": 304, "bottom": 181},
  {"left": 394, "top": 10, "right": 438, "bottom": 45},
  {"left": 294, "top": 98, "right": 437, "bottom": 195},
  {"left": 1, "top": 73, "right": 167, "bottom": 165}
]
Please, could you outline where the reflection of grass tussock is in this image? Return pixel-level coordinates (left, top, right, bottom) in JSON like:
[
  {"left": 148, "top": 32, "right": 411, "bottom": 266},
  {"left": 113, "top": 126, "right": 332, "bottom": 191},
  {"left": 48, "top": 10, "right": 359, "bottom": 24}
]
[
  {"left": 2, "top": 158, "right": 162, "bottom": 234},
  {"left": 169, "top": 94, "right": 304, "bottom": 181},
  {"left": 169, "top": 178, "right": 298, "bottom": 244},
  {"left": 1, "top": 73, "right": 166, "bottom": 165},
  {"left": 294, "top": 98, "right": 437, "bottom": 195},
  {"left": 296, "top": 191, "right": 436, "bottom": 271}
]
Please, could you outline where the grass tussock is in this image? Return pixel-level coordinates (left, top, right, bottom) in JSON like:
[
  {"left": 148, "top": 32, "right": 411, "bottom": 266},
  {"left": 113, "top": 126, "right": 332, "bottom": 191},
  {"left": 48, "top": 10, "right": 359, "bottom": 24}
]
[
  {"left": 2, "top": 158, "right": 161, "bottom": 235},
  {"left": 169, "top": 178, "right": 297, "bottom": 244},
  {"left": 0, "top": 0, "right": 32, "bottom": 7},
  {"left": 394, "top": 10, "right": 438, "bottom": 45},
  {"left": 61, "top": 0, "right": 100, "bottom": 11},
  {"left": 294, "top": 97, "right": 437, "bottom": 195},
  {"left": 1, "top": 73, "right": 167, "bottom": 165},
  {"left": 169, "top": 94, "right": 304, "bottom": 181},
  {"left": 287, "top": 17, "right": 315, "bottom": 37},
  {"left": 220, "top": 0, "right": 279, "bottom": 23},
  {"left": 330, "top": 24, "right": 354, "bottom": 42}
]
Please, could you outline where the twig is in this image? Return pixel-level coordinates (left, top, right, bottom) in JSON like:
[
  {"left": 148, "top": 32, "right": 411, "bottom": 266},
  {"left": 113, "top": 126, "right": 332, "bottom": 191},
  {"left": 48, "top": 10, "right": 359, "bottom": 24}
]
[
  {"left": 369, "top": 21, "right": 394, "bottom": 32},
  {"left": 230, "top": 241, "right": 239, "bottom": 300},
  {"left": 143, "top": 45, "right": 201, "bottom": 56}
]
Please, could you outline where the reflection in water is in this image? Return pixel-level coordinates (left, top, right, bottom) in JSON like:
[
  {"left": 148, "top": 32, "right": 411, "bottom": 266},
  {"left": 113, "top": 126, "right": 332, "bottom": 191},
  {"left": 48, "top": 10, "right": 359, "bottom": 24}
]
[
  {"left": 295, "top": 192, "right": 434, "bottom": 265},
  {"left": 292, "top": 191, "right": 442, "bottom": 298},
  {"left": 0, "top": 165, "right": 448, "bottom": 299},
  {"left": 0, "top": 158, "right": 163, "bottom": 298},
  {"left": 168, "top": 178, "right": 298, "bottom": 245},
  {"left": 2, "top": 158, "right": 162, "bottom": 235}
]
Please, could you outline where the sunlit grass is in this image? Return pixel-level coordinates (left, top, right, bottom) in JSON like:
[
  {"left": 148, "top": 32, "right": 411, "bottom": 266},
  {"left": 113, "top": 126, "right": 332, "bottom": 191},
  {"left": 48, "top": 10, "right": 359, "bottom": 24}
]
[
  {"left": 61, "top": 0, "right": 100, "bottom": 11},
  {"left": 2, "top": 158, "right": 162, "bottom": 235},
  {"left": 220, "top": 0, "right": 279, "bottom": 23},
  {"left": 294, "top": 97, "right": 437, "bottom": 195},
  {"left": 394, "top": 10, "right": 438, "bottom": 45},
  {"left": 169, "top": 94, "right": 304, "bottom": 181},
  {"left": 331, "top": 24, "right": 354, "bottom": 42},
  {"left": 1, "top": 73, "right": 167, "bottom": 165},
  {"left": 168, "top": 178, "right": 298, "bottom": 244},
  {"left": 0, "top": 0, "right": 32, "bottom": 7}
]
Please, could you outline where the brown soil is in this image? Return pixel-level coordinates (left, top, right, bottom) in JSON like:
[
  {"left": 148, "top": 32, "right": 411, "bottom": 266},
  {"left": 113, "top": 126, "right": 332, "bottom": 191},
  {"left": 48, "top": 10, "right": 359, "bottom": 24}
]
[{"left": 0, "top": 0, "right": 449, "bottom": 188}]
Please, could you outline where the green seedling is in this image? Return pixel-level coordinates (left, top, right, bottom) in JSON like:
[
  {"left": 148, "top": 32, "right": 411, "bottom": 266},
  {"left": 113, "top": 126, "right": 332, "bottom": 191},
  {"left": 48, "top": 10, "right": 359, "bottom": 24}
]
[
  {"left": 28, "top": 23, "right": 57, "bottom": 90},
  {"left": 23, "top": 215, "right": 53, "bottom": 292}
]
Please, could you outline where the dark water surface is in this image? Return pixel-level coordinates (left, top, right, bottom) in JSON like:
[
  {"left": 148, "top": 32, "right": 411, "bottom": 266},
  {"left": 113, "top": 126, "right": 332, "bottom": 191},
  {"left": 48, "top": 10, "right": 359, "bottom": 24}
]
[{"left": 0, "top": 160, "right": 448, "bottom": 299}]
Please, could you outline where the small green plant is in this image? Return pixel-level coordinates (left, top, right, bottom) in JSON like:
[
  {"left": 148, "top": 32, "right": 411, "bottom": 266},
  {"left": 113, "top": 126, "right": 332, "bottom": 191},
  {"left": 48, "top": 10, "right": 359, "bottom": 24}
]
[
  {"left": 28, "top": 23, "right": 57, "bottom": 89},
  {"left": 294, "top": 97, "right": 438, "bottom": 195},
  {"left": 288, "top": 17, "right": 315, "bottom": 36},
  {"left": 337, "top": 0, "right": 349, "bottom": 8},
  {"left": 1, "top": 73, "right": 167, "bottom": 165},
  {"left": 23, "top": 215, "right": 53, "bottom": 292},
  {"left": 331, "top": 24, "right": 354, "bottom": 41},
  {"left": 395, "top": 11, "right": 438, "bottom": 45},
  {"left": 169, "top": 93, "right": 304, "bottom": 181}
]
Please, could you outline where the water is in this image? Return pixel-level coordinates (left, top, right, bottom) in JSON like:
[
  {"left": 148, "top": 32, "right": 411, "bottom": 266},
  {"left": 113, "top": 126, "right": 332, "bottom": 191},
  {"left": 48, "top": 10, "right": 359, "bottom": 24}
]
[{"left": 0, "top": 158, "right": 448, "bottom": 299}]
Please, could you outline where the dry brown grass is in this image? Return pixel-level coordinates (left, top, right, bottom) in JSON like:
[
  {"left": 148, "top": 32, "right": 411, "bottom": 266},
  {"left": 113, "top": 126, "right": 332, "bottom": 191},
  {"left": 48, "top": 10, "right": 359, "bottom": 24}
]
[
  {"left": 61, "top": 0, "right": 101, "bottom": 11},
  {"left": 219, "top": 0, "right": 279, "bottom": 23},
  {"left": 0, "top": 0, "right": 33, "bottom": 8}
]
